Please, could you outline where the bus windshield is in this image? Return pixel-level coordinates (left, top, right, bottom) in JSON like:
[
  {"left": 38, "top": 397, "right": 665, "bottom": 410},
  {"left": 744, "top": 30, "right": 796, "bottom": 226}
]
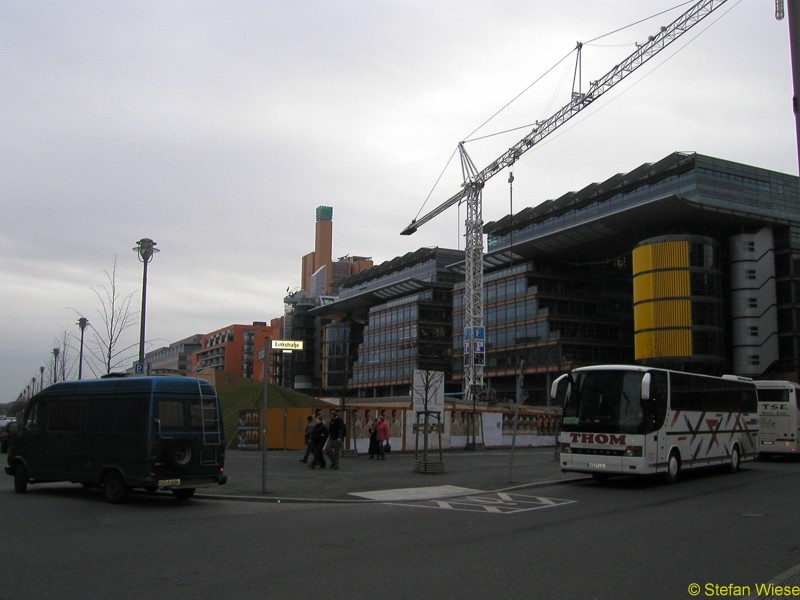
[{"left": 561, "top": 370, "right": 645, "bottom": 434}]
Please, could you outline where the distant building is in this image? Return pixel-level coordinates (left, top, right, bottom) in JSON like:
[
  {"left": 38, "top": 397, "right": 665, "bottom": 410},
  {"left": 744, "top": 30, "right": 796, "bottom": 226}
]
[
  {"left": 145, "top": 334, "right": 203, "bottom": 376},
  {"left": 300, "top": 206, "right": 372, "bottom": 296},
  {"left": 282, "top": 206, "right": 373, "bottom": 394},
  {"left": 314, "top": 247, "right": 464, "bottom": 400},
  {"left": 301, "top": 152, "right": 800, "bottom": 407},
  {"left": 475, "top": 151, "right": 799, "bottom": 402},
  {"left": 191, "top": 322, "right": 279, "bottom": 384}
]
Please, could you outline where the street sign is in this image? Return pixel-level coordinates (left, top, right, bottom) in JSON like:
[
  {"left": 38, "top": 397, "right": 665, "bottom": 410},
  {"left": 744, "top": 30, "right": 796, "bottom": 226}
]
[{"left": 272, "top": 340, "right": 304, "bottom": 351}]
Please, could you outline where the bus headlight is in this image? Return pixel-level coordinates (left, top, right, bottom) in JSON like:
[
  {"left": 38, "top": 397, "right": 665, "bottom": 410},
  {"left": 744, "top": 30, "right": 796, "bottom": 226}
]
[{"left": 624, "top": 445, "right": 643, "bottom": 457}]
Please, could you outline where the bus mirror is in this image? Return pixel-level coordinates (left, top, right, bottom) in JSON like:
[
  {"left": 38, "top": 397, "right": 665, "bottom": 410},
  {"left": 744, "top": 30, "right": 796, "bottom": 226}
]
[
  {"left": 550, "top": 374, "right": 566, "bottom": 400},
  {"left": 641, "top": 372, "right": 651, "bottom": 401}
]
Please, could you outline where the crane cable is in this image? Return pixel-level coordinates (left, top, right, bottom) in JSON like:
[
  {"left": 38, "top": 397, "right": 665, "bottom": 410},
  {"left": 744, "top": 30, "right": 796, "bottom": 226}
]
[{"left": 412, "top": 1, "right": 730, "bottom": 224}]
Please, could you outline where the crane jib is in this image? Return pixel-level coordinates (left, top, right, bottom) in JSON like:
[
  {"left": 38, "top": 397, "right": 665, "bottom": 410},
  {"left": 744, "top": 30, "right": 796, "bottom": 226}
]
[{"left": 400, "top": 0, "right": 730, "bottom": 236}]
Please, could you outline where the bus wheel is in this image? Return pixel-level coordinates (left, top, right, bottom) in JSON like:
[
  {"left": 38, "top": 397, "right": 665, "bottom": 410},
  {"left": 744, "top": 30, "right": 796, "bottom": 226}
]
[
  {"left": 664, "top": 451, "right": 681, "bottom": 485},
  {"left": 172, "top": 488, "right": 196, "bottom": 501},
  {"left": 164, "top": 439, "right": 193, "bottom": 470},
  {"left": 728, "top": 446, "right": 741, "bottom": 473},
  {"left": 103, "top": 471, "right": 128, "bottom": 504},
  {"left": 13, "top": 464, "right": 28, "bottom": 494}
]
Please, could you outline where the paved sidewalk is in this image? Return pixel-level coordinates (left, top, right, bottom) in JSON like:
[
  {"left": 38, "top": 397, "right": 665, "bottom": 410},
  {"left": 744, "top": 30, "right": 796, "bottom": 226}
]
[{"left": 198, "top": 446, "right": 584, "bottom": 503}]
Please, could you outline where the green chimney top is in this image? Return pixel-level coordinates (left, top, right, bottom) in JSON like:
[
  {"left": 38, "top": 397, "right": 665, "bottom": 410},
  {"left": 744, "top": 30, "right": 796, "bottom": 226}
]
[{"left": 316, "top": 206, "right": 333, "bottom": 221}]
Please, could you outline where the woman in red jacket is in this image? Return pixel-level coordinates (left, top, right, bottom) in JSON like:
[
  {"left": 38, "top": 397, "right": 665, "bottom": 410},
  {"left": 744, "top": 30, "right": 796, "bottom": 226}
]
[{"left": 374, "top": 415, "right": 390, "bottom": 460}]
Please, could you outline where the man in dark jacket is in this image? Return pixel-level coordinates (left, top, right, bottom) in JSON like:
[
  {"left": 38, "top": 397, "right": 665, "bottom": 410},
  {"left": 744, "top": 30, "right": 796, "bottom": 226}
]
[
  {"left": 300, "top": 415, "right": 315, "bottom": 464},
  {"left": 325, "top": 409, "right": 346, "bottom": 470},
  {"left": 308, "top": 417, "right": 329, "bottom": 469}
]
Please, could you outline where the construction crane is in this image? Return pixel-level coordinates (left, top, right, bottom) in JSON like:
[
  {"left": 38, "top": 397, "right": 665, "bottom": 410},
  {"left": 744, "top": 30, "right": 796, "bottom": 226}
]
[{"left": 400, "top": 0, "right": 730, "bottom": 406}]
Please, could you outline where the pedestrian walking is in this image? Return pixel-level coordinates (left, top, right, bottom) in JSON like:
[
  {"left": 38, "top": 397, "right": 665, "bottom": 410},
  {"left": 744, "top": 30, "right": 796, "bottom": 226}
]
[
  {"left": 300, "top": 415, "right": 315, "bottom": 464},
  {"left": 325, "top": 409, "right": 346, "bottom": 470},
  {"left": 368, "top": 415, "right": 379, "bottom": 458},
  {"left": 308, "top": 417, "right": 329, "bottom": 469},
  {"left": 374, "top": 415, "right": 390, "bottom": 460}
]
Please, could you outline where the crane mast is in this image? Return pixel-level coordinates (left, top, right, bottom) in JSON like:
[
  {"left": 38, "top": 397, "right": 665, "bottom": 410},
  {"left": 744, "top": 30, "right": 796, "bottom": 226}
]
[{"left": 400, "top": 0, "right": 729, "bottom": 409}]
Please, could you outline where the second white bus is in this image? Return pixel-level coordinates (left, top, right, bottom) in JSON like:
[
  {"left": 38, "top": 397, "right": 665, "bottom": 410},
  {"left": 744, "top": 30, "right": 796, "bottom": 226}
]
[
  {"left": 553, "top": 365, "right": 759, "bottom": 483},
  {"left": 755, "top": 380, "right": 800, "bottom": 459}
]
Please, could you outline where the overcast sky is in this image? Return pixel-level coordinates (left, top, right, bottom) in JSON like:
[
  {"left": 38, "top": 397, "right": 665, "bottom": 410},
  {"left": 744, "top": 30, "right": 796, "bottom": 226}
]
[{"left": 1, "top": 0, "right": 795, "bottom": 401}]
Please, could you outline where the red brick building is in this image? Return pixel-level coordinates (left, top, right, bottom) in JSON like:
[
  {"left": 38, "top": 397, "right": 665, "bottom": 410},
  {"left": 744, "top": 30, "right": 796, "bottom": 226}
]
[{"left": 191, "top": 321, "right": 280, "bottom": 384}]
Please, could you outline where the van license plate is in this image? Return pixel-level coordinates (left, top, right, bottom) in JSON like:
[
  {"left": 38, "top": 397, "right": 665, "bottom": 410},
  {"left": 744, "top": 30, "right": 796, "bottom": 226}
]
[{"left": 159, "top": 479, "right": 181, "bottom": 486}]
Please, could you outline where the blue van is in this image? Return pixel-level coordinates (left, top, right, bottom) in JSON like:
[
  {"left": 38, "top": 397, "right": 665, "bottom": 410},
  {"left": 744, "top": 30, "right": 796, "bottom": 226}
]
[{"left": 5, "top": 376, "right": 227, "bottom": 503}]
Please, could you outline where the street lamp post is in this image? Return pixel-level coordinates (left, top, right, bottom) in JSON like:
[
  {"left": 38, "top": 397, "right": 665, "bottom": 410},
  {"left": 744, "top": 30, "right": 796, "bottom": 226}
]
[
  {"left": 133, "top": 238, "right": 159, "bottom": 373},
  {"left": 52, "top": 347, "right": 60, "bottom": 384},
  {"left": 76, "top": 317, "right": 89, "bottom": 380},
  {"left": 39, "top": 366, "right": 44, "bottom": 392}
]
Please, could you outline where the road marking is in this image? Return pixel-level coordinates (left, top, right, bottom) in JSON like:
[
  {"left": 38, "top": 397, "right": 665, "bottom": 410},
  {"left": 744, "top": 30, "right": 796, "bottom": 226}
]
[
  {"left": 351, "top": 486, "right": 577, "bottom": 514},
  {"left": 391, "top": 491, "right": 576, "bottom": 514},
  {"left": 351, "top": 485, "right": 481, "bottom": 501}
]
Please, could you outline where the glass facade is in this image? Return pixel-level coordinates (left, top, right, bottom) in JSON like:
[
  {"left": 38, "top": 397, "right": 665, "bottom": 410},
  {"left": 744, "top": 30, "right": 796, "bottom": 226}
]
[
  {"left": 311, "top": 152, "right": 800, "bottom": 405},
  {"left": 319, "top": 248, "right": 461, "bottom": 399},
  {"left": 482, "top": 152, "right": 800, "bottom": 389}
]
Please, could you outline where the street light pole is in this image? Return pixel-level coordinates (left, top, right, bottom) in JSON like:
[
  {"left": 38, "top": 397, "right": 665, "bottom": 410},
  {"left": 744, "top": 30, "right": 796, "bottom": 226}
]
[
  {"left": 76, "top": 317, "right": 89, "bottom": 380},
  {"left": 52, "top": 347, "right": 60, "bottom": 384},
  {"left": 133, "top": 238, "right": 159, "bottom": 373}
]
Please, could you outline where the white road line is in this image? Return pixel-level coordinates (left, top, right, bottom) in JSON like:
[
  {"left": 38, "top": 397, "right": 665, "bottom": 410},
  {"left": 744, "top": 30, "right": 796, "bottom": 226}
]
[{"left": 350, "top": 485, "right": 482, "bottom": 501}]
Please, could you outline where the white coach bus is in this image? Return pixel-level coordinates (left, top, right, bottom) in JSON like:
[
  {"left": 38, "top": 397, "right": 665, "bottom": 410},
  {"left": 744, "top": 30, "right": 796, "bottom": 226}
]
[
  {"left": 552, "top": 365, "right": 759, "bottom": 483},
  {"left": 755, "top": 380, "right": 800, "bottom": 459}
]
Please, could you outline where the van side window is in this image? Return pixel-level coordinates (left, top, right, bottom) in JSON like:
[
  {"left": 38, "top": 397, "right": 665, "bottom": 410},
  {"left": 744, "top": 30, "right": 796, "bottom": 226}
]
[
  {"left": 26, "top": 401, "right": 46, "bottom": 432},
  {"left": 158, "top": 400, "right": 186, "bottom": 429},
  {"left": 87, "top": 397, "right": 146, "bottom": 433},
  {"left": 50, "top": 402, "right": 84, "bottom": 431}
]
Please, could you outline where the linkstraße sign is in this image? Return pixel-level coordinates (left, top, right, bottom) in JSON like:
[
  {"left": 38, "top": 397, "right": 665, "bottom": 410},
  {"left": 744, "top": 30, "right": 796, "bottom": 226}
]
[{"left": 272, "top": 340, "right": 304, "bottom": 351}]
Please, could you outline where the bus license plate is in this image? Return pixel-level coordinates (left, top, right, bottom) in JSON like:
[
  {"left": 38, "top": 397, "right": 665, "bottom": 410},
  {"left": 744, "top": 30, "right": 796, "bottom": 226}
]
[{"left": 159, "top": 478, "right": 181, "bottom": 487}]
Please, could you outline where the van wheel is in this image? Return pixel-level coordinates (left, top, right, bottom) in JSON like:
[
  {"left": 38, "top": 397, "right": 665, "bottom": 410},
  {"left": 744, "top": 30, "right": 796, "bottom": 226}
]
[
  {"left": 103, "top": 471, "right": 128, "bottom": 504},
  {"left": 165, "top": 439, "right": 193, "bottom": 470},
  {"left": 728, "top": 446, "right": 741, "bottom": 473},
  {"left": 664, "top": 451, "right": 680, "bottom": 484},
  {"left": 13, "top": 464, "right": 28, "bottom": 494},
  {"left": 172, "top": 488, "right": 196, "bottom": 501}
]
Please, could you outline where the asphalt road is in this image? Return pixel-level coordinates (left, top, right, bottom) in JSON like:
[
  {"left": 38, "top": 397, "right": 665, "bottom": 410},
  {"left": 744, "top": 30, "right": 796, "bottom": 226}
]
[{"left": 2, "top": 451, "right": 800, "bottom": 600}]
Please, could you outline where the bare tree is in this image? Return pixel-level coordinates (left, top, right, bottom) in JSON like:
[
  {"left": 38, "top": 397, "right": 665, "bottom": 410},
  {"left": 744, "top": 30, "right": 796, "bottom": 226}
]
[
  {"left": 412, "top": 369, "right": 445, "bottom": 467},
  {"left": 52, "top": 325, "right": 72, "bottom": 382},
  {"left": 85, "top": 255, "right": 139, "bottom": 375}
]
